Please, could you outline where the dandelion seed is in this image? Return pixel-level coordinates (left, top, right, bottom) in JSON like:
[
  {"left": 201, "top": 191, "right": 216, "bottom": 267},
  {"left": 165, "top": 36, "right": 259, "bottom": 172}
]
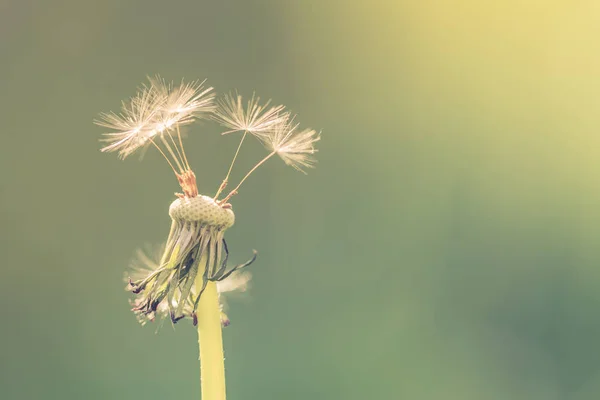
[
  {"left": 212, "top": 92, "right": 287, "bottom": 136},
  {"left": 211, "top": 93, "right": 287, "bottom": 199},
  {"left": 218, "top": 114, "right": 321, "bottom": 203},
  {"left": 95, "top": 85, "right": 164, "bottom": 158},
  {"left": 149, "top": 75, "right": 216, "bottom": 130},
  {"left": 261, "top": 115, "right": 321, "bottom": 173}
]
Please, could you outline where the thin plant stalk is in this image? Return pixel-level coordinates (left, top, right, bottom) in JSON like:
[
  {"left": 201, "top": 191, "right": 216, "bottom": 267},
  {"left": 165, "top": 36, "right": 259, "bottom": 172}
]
[
  {"left": 195, "top": 255, "right": 227, "bottom": 400},
  {"left": 215, "top": 131, "right": 248, "bottom": 199},
  {"left": 176, "top": 124, "right": 192, "bottom": 171},
  {"left": 160, "top": 135, "right": 185, "bottom": 172},
  {"left": 165, "top": 130, "right": 186, "bottom": 170},
  {"left": 221, "top": 151, "right": 276, "bottom": 203},
  {"left": 147, "top": 137, "right": 179, "bottom": 175}
]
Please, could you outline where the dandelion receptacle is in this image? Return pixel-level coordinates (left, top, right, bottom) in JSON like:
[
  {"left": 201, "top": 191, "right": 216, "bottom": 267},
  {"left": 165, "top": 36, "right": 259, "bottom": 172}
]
[{"left": 95, "top": 76, "right": 320, "bottom": 400}]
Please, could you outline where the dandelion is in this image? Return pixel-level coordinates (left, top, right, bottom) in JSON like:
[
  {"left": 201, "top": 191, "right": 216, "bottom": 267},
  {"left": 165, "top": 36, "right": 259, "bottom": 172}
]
[{"left": 96, "top": 76, "right": 320, "bottom": 400}]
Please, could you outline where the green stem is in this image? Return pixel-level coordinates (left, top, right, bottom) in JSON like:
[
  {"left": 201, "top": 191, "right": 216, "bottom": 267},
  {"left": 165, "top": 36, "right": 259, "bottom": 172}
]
[{"left": 196, "top": 276, "right": 226, "bottom": 400}]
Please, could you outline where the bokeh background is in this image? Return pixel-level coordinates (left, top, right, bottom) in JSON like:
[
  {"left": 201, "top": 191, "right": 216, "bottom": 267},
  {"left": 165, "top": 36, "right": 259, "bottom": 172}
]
[{"left": 2, "top": 1, "right": 600, "bottom": 399}]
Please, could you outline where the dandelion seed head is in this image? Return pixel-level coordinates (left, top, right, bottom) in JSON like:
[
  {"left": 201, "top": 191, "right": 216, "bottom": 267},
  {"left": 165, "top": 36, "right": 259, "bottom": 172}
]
[
  {"left": 126, "top": 186, "right": 257, "bottom": 328},
  {"left": 169, "top": 195, "right": 235, "bottom": 228},
  {"left": 95, "top": 75, "right": 214, "bottom": 160},
  {"left": 212, "top": 92, "right": 287, "bottom": 136}
]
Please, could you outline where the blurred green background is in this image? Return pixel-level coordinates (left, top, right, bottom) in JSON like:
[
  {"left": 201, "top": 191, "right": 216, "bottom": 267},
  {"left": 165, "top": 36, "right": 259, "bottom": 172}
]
[{"left": 2, "top": 1, "right": 600, "bottom": 399}]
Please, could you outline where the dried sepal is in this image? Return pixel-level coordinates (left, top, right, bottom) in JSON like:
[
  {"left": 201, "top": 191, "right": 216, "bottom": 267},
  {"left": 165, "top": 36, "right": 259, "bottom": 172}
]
[{"left": 126, "top": 231, "right": 255, "bottom": 327}]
